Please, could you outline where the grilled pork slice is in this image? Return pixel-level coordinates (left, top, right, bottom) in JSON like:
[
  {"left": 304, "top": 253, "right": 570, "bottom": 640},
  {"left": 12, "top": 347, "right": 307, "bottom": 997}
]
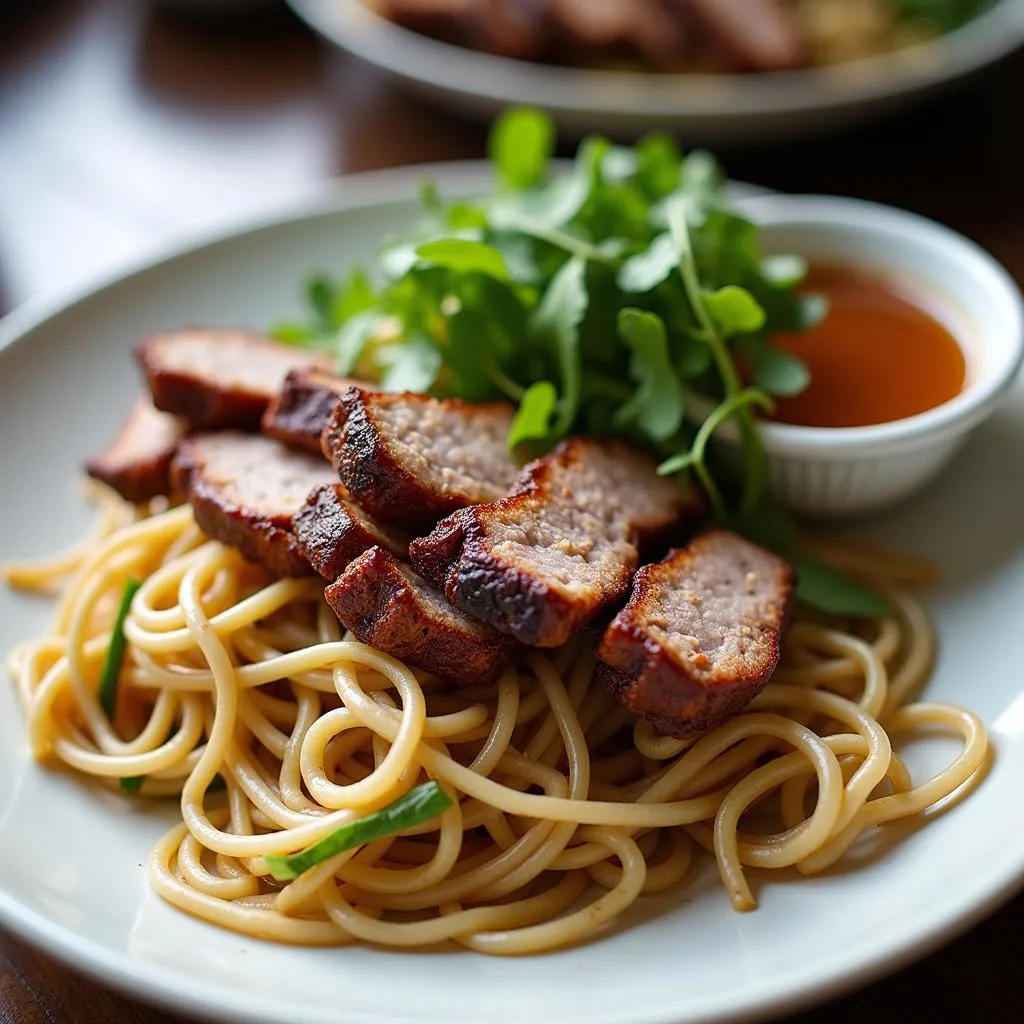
[
  {"left": 676, "top": 0, "right": 803, "bottom": 70},
  {"left": 323, "top": 388, "right": 519, "bottom": 532},
  {"left": 262, "top": 370, "right": 359, "bottom": 453},
  {"left": 378, "top": 0, "right": 549, "bottom": 60},
  {"left": 549, "top": 0, "right": 690, "bottom": 68},
  {"left": 172, "top": 433, "right": 336, "bottom": 577},
  {"left": 86, "top": 395, "right": 186, "bottom": 503},
  {"left": 410, "top": 438, "right": 702, "bottom": 649},
  {"left": 325, "top": 546, "right": 516, "bottom": 686},
  {"left": 138, "top": 328, "right": 331, "bottom": 430},
  {"left": 597, "top": 530, "right": 795, "bottom": 739},
  {"left": 295, "top": 484, "right": 411, "bottom": 581}
]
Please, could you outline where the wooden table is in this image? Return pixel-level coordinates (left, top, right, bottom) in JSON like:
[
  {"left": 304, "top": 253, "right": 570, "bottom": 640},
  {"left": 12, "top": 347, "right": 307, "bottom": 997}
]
[{"left": 1, "top": 2, "right": 1022, "bottom": 1021}]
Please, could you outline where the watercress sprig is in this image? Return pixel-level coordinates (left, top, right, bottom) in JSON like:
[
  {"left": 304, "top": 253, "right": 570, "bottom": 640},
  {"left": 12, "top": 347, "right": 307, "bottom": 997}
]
[{"left": 274, "top": 108, "right": 888, "bottom": 617}]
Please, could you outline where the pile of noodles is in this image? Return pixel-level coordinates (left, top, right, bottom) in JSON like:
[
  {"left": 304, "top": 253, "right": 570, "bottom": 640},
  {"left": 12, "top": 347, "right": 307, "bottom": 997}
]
[{"left": 3, "top": 486, "right": 987, "bottom": 954}]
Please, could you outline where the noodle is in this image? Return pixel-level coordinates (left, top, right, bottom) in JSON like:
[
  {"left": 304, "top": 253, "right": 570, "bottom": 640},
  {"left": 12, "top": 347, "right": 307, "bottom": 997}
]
[{"left": 3, "top": 489, "right": 988, "bottom": 954}]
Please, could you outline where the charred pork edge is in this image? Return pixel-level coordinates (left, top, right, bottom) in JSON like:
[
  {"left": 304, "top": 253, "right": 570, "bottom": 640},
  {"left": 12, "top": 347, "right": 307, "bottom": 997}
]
[
  {"left": 324, "top": 545, "right": 515, "bottom": 686},
  {"left": 170, "top": 439, "right": 320, "bottom": 578},
  {"left": 596, "top": 534, "right": 795, "bottom": 739}
]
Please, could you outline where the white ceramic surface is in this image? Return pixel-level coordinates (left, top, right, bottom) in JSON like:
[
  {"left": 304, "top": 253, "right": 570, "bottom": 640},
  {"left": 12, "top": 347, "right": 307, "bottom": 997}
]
[
  {"left": 287, "top": 0, "right": 1024, "bottom": 141},
  {"left": 720, "top": 193, "right": 1024, "bottom": 518},
  {"left": 1, "top": 164, "right": 1023, "bottom": 1024}
]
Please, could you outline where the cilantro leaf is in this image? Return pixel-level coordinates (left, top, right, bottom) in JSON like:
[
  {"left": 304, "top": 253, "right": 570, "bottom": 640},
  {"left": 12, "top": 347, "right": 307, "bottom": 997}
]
[
  {"left": 334, "top": 311, "right": 387, "bottom": 375},
  {"left": 377, "top": 333, "right": 442, "bottom": 393},
  {"left": 742, "top": 338, "right": 811, "bottom": 397},
  {"left": 615, "top": 309, "right": 686, "bottom": 442},
  {"left": 447, "top": 202, "right": 489, "bottom": 231},
  {"left": 634, "top": 133, "right": 683, "bottom": 201},
  {"left": 793, "top": 556, "right": 892, "bottom": 618},
  {"left": 271, "top": 322, "right": 320, "bottom": 345},
  {"left": 676, "top": 336, "right": 713, "bottom": 378},
  {"left": 489, "top": 107, "right": 555, "bottom": 191},
  {"left": 532, "top": 257, "right": 588, "bottom": 436},
  {"left": 419, "top": 176, "right": 443, "bottom": 216},
  {"left": 704, "top": 285, "right": 767, "bottom": 337},
  {"left": 306, "top": 276, "right": 335, "bottom": 332},
  {"left": 416, "top": 239, "right": 510, "bottom": 281},
  {"left": 617, "top": 232, "right": 678, "bottom": 294},
  {"left": 271, "top": 117, "right": 891, "bottom": 614},
  {"left": 332, "top": 265, "right": 378, "bottom": 325},
  {"left": 509, "top": 381, "right": 558, "bottom": 451}
]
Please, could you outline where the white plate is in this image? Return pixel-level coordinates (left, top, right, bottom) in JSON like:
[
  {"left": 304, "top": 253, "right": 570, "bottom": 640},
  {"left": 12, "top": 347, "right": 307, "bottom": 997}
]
[
  {"left": 287, "top": 0, "right": 1024, "bottom": 142},
  {"left": 1, "top": 163, "right": 1022, "bottom": 1024}
]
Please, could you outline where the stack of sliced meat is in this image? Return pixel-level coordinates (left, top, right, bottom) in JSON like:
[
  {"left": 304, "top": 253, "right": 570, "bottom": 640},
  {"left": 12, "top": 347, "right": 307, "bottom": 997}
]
[
  {"left": 376, "top": 0, "right": 806, "bottom": 72},
  {"left": 88, "top": 325, "right": 795, "bottom": 737}
]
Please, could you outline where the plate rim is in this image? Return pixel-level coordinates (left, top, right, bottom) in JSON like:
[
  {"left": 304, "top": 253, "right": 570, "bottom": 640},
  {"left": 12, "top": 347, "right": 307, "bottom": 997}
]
[
  {"left": 287, "top": 0, "right": 1024, "bottom": 124},
  {"left": 1, "top": 161, "right": 1023, "bottom": 1024}
]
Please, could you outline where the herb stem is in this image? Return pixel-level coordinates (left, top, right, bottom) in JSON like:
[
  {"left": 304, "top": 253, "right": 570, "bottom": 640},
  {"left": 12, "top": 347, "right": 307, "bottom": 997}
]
[
  {"left": 692, "top": 460, "right": 728, "bottom": 522},
  {"left": 691, "top": 388, "right": 775, "bottom": 472},
  {"left": 481, "top": 356, "right": 527, "bottom": 401},
  {"left": 669, "top": 201, "right": 768, "bottom": 517},
  {"left": 519, "top": 222, "right": 617, "bottom": 265}
]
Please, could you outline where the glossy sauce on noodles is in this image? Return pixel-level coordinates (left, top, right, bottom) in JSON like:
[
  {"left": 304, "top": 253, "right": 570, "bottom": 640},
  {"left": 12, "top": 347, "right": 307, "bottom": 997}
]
[{"left": 769, "top": 264, "right": 966, "bottom": 428}]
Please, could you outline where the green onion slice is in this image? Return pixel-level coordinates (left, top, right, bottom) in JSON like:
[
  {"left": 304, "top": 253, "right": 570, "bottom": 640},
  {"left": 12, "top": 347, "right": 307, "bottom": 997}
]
[
  {"left": 265, "top": 781, "right": 453, "bottom": 882},
  {"left": 98, "top": 578, "right": 142, "bottom": 719}
]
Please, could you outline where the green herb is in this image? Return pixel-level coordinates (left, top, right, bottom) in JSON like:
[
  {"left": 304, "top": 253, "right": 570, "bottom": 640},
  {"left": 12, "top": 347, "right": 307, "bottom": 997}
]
[
  {"left": 737, "top": 337, "right": 812, "bottom": 398},
  {"left": 532, "top": 257, "right": 589, "bottom": 437},
  {"left": 98, "top": 578, "right": 142, "bottom": 719},
  {"left": 663, "top": 197, "right": 770, "bottom": 519},
  {"left": 416, "top": 239, "right": 510, "bottom": 281},
  {"left": 265, "top": 781, "right": 453, "bottom": 882},
  {"left": 792, "top": 556, "right": 892, "bottom": 618},
  {"left": 508, "top": 381, "right": 558, "bottom": 451},
  {"left": 277, "top": 108, "right": 891, "bottom": 618},
  {"left": 119, "top": 775, "right": 145, "bottom": 794},
  {"left": 615, "top": 309, "right": 685, "bottom": 442},
  {"left": 489, "top": 107, "right": 555, "bottom": 192},
  {"left": 899, "top": 0, "right": 995, "bottom": 32}
]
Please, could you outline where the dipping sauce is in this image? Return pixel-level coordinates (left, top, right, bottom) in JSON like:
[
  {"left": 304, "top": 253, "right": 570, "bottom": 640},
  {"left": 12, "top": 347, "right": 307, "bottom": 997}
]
[{"left": 770, "top": 264, "right": 967, "bottom": 428}]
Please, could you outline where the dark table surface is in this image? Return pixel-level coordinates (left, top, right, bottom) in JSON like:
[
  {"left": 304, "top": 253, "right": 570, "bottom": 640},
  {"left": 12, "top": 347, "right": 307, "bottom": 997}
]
[{"left": 1, "top": 2, "right": 1022, "bottom": 1021}]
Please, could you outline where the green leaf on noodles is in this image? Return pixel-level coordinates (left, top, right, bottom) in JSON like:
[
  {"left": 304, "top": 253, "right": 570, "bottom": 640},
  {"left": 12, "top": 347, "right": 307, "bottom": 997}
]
[
  {"left": 792, "top": 555, "right": 891, "bottom": 618},
  {"left": 98, "top": 578, "right": 142, "bottom": 719},
  {"left": 264, "top": 782, "right": 453, "bottom": 882}
]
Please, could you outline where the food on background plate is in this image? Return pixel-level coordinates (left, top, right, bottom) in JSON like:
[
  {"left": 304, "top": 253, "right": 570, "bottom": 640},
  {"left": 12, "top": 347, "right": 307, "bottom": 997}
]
[
  {"left": 4, "top": 109, "right": 987, "bottom": 954},
  {"left": 370, "top": 0, "right": 998, "bottom": 72}
]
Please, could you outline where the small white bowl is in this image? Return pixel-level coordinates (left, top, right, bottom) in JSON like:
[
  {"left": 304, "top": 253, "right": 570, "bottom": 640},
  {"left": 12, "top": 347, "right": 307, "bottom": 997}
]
[{"left": 708, "top": 193, "right": 1024, "bottom": 519}]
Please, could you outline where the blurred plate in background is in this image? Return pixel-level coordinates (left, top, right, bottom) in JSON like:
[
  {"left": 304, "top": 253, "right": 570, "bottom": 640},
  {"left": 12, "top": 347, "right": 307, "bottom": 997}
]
[{"left": 287, "top": 0, "right": 1024, "bottom": 142}]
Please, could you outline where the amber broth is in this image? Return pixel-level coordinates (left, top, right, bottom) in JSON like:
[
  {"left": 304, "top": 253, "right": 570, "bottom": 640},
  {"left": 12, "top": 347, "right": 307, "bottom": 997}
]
[{"left": 770, "top": 264, "right": 966, "bottom": 429}]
